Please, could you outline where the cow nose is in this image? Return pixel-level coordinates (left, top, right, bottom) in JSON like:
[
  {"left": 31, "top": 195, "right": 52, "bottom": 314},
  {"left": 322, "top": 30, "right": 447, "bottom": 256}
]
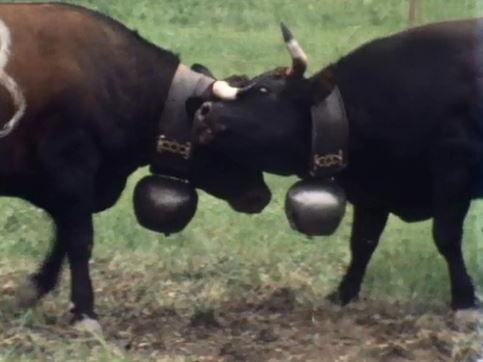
[
  {"left": 193, "top": 101, "right": 213, "bottom": 145},
  {"left": 200, "top": 102, "right": 212, "bottom": 116},
  {"left": 193, "top": 102, "right": 225, "bottom": 145}
]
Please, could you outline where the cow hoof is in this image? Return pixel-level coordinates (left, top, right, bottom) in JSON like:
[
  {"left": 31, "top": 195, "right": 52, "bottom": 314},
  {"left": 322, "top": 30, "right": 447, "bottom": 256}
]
[
  {"left": 73, "top": 317, "right": 103, "bottom": 336},
  {"left": 454, "top": 309, "right": 481, "bottom": 328},
  {"left": 326, "top": 291, "right": 342, "bottom": 304},
  {"left": 326, "top": 290, "right": 358, "bottom": 306},
  {"left": 15, "top": 278, "right": 41, "bottom": 309}
]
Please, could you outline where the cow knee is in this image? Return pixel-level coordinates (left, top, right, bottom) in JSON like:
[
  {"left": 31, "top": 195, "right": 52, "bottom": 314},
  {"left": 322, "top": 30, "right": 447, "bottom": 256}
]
[
  {"left": 67, "top": 244, "right": 92, "bottom": 263},
  {"left": 433, "top": 224, "right": 461, "bottom": 256}
]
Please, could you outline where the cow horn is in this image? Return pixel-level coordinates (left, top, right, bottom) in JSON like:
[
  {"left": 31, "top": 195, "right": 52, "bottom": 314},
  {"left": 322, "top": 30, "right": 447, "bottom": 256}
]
[
  {"left": 212, "top": 81, "right": 240, "bottom": 100},
  {"left": 281, "top": 22, "right": 308, "bottom": 78},
  {"left": 233, "top": 82, "right": 256, "bottom": 96},
  {"left": 212, "top": 81, "right": 255, "bottom": 100}
]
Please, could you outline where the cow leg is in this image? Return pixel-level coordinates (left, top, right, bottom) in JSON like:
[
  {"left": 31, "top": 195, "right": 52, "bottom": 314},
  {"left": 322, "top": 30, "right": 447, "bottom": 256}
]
[
  {"left": 328, "top": 205, "right": 388, "bottom": 305},
  {"left": 15, "top": 200, "right": 99, "bottom": 326},
  {"left": 35, "top": 127, "right": 101, "bottom": 329},
  {"left": 432, "top": 167, "right": 475, "bottom": 310},
  {"left": 53, "top": 207, "right": 98, "bottom": 324},
  {"left": 16, "top": 239, "right": 66, "bottom": 308}
]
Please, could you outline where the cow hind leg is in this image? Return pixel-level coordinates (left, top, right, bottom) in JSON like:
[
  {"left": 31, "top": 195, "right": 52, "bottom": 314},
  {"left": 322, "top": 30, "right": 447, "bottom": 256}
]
[
  {"left": 328, "top": 205, "right": 388, "bottom": 305},
  {"left": 432, "top": 167, "right": 476, "bottom": 311}
]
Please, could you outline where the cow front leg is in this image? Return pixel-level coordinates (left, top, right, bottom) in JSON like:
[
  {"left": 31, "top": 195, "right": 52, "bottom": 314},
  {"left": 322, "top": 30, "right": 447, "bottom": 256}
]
[
  {"left": 432, "top": 168, "right": 475, "bottom": 310},
  {"left": 54, "top": 209, "right": 98, "bottom": 325},
  {"left": 16, "top": 239, "right": 66, "bottom": 308},
  {"left": 48, "top": 204, "right": 100, "bottom": 333},
  {"left": 328, "top": 205, "right": 388, "bottom": 305},
  {"left": 33, "top": 126, "right": 101, "bottom": 331}
]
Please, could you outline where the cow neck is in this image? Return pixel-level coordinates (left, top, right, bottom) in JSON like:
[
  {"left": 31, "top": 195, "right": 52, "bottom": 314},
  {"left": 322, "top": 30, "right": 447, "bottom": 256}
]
[
  {"left": 150, "top": 64, "right": 214, "bottom": 180},
  {"left": 309, "top": 85, "right": 349, "bottom": 178}
]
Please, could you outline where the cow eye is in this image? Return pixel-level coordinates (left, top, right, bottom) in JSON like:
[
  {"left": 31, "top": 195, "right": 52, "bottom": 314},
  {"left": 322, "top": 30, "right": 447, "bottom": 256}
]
[{"left": 258, "top": 87, "right": 269, "bottom": 94}]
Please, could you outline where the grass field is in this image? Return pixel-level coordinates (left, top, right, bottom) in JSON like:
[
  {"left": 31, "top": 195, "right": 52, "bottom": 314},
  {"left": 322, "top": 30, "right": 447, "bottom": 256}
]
[{"left": 0, "top": 0, "right": 482, "bottom": 361}]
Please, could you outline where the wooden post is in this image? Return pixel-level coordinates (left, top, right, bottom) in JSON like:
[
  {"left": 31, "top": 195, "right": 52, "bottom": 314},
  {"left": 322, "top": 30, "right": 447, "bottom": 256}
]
[{"left": 409, "top": 0, "right": 420, "bottom": 27}]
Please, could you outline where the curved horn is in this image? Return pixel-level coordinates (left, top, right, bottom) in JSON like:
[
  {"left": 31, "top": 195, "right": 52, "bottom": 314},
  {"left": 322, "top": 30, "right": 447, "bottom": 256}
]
[
  {"left": 212, "top": 80, "right": 240, "bottom": 100},
  {"left": 281, "top": 22, "right": 308, "bottom": 78},
  {"left": 233, "top": 82, "right": 256, "bottom": 97},
  {"left": 212, "top": 81, "right": 255, "bottom": 100}
]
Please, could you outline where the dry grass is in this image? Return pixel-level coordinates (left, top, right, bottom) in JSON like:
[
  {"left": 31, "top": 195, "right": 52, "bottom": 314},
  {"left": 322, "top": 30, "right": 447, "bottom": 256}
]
[{"left": 0, "top": 254, "right": 481, "bottom": 361}]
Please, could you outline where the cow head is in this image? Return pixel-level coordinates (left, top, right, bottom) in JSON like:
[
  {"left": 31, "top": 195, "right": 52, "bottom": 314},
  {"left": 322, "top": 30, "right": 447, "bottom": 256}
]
[
  {"left": 189, "top": 69, "right": 272, "bottom": 214},
  {"left": 181, "top": 64, "right": 272, "bottom": 214},
  {"left": 189, "top": 25, "right": 348, "bottom": 236},
  {"left": 134, "top": 64, "right": 272, "bottom": 235},
  {"left": 190, "top": 23, "right": 333, "bottom": 177}
]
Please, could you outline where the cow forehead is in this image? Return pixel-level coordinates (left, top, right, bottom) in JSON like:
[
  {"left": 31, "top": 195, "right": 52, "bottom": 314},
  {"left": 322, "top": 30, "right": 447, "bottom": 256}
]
[{"left": 250, "top": 68, "right": 289, "bottom": 90}]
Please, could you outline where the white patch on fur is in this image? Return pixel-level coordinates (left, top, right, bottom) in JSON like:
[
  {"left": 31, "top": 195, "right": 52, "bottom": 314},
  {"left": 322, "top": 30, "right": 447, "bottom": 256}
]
[
  {"left": 0, "top": 19, "right": 26, "bottom": 138},
  {"left": 287, "top": 38, "right": 308, "bottom": 64},
  {"left": 73, "top": 317, "right": 103, "bottom": 336},
  {"left": 0, "top": 18, "right": 11, "bottom": 70},
  {"left": 212, "top": 80, "right": 239, "bottom": 100},
  {"left": 15, "top": 278, "right": 40, "bottom": 309}
]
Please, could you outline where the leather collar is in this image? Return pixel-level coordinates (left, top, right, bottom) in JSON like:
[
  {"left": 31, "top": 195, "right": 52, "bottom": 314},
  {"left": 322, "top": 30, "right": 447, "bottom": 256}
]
[
  {"left": 150, "top": 64, "right": 214, "bottom": 180},
  {"left": 309, "top": 86, "right": 349, "bottom": 178}
]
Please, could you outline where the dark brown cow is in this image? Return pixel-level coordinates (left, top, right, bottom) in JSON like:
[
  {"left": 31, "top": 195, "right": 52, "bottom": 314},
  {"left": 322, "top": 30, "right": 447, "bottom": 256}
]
[{"left": 0, "top": 3, "right": 270, "bottom": 330}]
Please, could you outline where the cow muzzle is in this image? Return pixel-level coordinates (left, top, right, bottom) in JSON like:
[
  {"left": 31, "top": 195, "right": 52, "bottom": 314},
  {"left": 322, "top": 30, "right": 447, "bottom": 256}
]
[
  {"left": 228, "top": 186, "right": 272, "bottom": 214},
  {"left": 285, "top": 178, "right": 346, "bottom": 236}
]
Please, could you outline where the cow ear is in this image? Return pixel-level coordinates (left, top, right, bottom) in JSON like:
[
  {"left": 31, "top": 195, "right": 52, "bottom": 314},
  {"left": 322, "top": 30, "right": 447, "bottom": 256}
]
[
  {"left": 310, "top": 69, "right": 336, "bottom": 105},
  {"left": 185, "top": 96, "right": 205, "bottom": 120},
  {"left": 191, "top": 63, "right": 215, "bottom": 78}
]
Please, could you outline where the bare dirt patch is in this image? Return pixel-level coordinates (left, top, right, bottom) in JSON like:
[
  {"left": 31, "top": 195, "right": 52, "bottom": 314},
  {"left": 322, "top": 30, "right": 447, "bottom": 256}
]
[
  {"left": 100, "top": 287, "right": 480, "bottom": 361},
  {"left": 0, "top": 263, "right": 481, "bottom": 361}
]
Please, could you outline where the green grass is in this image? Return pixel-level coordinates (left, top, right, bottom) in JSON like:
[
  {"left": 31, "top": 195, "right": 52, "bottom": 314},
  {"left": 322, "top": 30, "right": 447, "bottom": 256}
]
[{"left": 0, "top": 0, "right": 482, "bottom": 360}]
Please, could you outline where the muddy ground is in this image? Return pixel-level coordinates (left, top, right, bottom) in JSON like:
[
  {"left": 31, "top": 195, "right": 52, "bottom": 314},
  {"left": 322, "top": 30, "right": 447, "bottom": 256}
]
[
  {"left": 1, "top": 278, "right": 481, "bottom": 361},
  {"left": 105, "top": 289, "right": 481, "bottom": 361}
]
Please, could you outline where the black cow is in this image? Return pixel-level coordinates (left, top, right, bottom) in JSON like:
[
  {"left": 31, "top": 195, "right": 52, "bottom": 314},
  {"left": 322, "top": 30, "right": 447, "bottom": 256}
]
[
  {"left": 193, "top": 20, "right": 483, "bottom": 314},
  {"left": 0, "top": 3, "right": 270, "bottom": 330}
]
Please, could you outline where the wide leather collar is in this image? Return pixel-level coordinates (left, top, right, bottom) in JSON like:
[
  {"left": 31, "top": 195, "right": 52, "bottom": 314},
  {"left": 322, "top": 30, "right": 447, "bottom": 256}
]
[
  {"left": 309, "top": 85, "right": 349, "bottom": 178},
  {"left": 150, "top": 64, "right": 214, "bottom": 180}
]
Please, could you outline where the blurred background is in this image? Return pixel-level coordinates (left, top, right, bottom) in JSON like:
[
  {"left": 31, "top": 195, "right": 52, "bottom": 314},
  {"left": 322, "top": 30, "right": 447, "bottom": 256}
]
[{"left": 0, "top": 1, "right": 482, "bottom": 359}]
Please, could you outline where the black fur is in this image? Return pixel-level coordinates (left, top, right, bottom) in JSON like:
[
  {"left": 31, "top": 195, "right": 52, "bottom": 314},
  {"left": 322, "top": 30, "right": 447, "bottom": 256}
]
[{"left": 195, "top": 19, "right": 483, "bottom": 310}]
